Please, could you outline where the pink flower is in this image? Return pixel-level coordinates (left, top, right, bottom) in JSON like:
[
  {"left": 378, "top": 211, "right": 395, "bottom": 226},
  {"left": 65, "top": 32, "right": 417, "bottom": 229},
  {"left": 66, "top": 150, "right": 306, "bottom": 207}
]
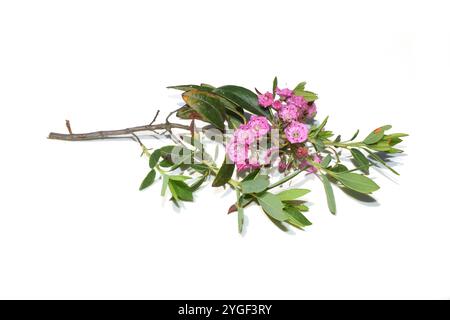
[
  {"left": 276, "top": 87, "right": 293, "bottom": 98},
  {"left": 257, "top": 92, "right": 274, "bottom": 107},
  {"left": 288, "top": 95, "right": 308, "bottom": 108},
  {"left": 306, "top": 102, "right": 317, "bottom": 119},
  {"left": 272, "top": 100, "right": 284, "bottom": 111},
  {"left": 226, "top": 138, "right": 249, "bottom": 165},
  {"left": 284, "top": 121, "right": 308, "bottom": 144},
  {"left": 233, "top": 124, "right": 255, "bottom": 144},
  {"left": 278, "top": 103, "right": 300, "bottom": 123},
  {"left": 248, "top": 115, "right": 271, "bottom": 138}
]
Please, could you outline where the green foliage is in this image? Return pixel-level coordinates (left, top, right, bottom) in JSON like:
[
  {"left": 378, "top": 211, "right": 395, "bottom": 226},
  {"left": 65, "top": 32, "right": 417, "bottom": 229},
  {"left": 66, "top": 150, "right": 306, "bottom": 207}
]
[
  {"left": 212, "top": 157, "right": 235, "bottom": 187},
  {"left": 241, "top": 175, "right": 270, "bottom": 194},
  {"left": 139, "top": 169, "right": 156, "bottom": 191},
  {"left": 331, "top": 172, "right": 380, "bottom": 194},
  {"left": 284, "top": 206, "right": 312, "bottom": 229},
  {"left": 168, "top": 179, "right": 193, "bottom": 202},
  {"left": 276, "top": 189, "right": 310, "bottom": 201},
  {"left": 321, "top": 174, "right": 336, "bottom": 214},
  {"left": 350, "top": 148, "right": 370, "bottom": 174},
  {"left": 256, "top": 192, "right": 289, "bottom": 222}
]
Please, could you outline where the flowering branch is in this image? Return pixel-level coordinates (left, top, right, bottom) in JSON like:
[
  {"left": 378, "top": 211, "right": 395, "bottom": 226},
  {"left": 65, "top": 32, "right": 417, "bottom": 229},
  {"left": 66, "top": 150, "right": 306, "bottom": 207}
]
[{"left": 48, "top": 78, "right": 408, "bottom": 233}]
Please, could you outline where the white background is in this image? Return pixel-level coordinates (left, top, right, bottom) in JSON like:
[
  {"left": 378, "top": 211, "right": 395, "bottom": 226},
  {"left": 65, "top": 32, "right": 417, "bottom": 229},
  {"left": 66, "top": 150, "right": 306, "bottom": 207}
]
[{"left": 0, "top": 0, "right": 449, "bottom": 299}]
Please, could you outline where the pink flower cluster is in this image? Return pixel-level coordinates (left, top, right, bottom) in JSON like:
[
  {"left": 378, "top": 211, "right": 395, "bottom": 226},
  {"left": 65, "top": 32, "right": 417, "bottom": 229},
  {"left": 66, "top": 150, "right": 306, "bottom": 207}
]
[
  {"left": 226, "top": 115, "right": 271, "bottom": 171},
  {"left": 257, "top": 87, "right": 317, "bottom": 144}
]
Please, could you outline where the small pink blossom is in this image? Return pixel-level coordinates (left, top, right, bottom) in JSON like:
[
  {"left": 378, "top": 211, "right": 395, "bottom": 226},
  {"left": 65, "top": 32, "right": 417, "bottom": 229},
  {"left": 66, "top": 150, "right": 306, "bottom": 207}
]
[
  {"left": 226, "top": 138, "right": 249, "bottom": 164},
  {"left": 278, "top": 104, "right": 300, "bottom": 123},
  {"left": 288, "top": 95, "right": 308, "bottom": 108},
  {"left": 284, "top": 121, "right": 308, "bottom": 144},
  {"left": 233, "top": 124, "right": 255, "bottom": 144},
  {"left": 306, "top": 102, "right": 317, "bottom": 119},
  {"left": 257, "top": 92, "right": 274, "bottom": 107},
  {"left": 248, "top": 115, "right": 271, "bottom": 138},
  {"left": 276, "top": 87, "right": 293, "bottom": 98},
  {"left": 272, "top": 100, "right": 284, "bottom": 111}
]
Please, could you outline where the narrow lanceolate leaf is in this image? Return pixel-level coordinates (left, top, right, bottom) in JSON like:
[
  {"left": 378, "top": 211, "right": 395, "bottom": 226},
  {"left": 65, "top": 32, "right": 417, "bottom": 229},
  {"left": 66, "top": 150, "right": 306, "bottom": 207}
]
[
  {"left": 332, "top": 172, "right": 380, "bottom": 194},
  {"left": 256, "top": 192, "right": 289, "bottom": 222},
  {"left": 349, "top": 129, "right": 359, "bottom": 141},
  {"left": 311, "top": 116, "right": 329, "bottom": 138},
  {"left": 272, "top": 76, "right": 278, "bottom": 96},
  {"left": 161, "top": 175, "right": 169, "bottom": 196},
  {"left": 321, "top": 174, "right": 336, "bottom": 214},
  {"left": 167, "top": 84, "right": 214, "bottom": 92},
  {"left": 213, "top": 85, "right": 270, "bottom": 118},
  {"left": 363, "top": 148, "right": 400, "bottom": 175},
  {"left": 350, "top": 148, "right": 370, "bottom": 174},
  {"left": 168, "top": 180, "right": 193, "bottom": 201},
  {"left": 139, "top": 169, "right": 156, "bottom": 191},
  {"left": 236, "top": 189, "right": 244, "bottom": 233},
  {"left": 363, "top": 125, "right": 392, "bottom": 145},
  {"left": 212, "top": 157, "right": 235, "bottom": 187},
  {"left": 321, "top": 154, "right": 332, "bottom": 168},
  {"left": 182, "top": 90, "right": 226, "bottom": 130},
  {"left": 149, "top": 149, "right": 161, "bottom": 168},
  {"left": 284, "top": 206, "right": 312, "bottom": 228},
  {"left": 190, "top": 175, "right": 207, "bottom": 192},
  {"left": 276, "top": 189, "right": 310, "bottom": 201},
  {"left": 241, "top": 175, "right": 270, "bottom": 194}
]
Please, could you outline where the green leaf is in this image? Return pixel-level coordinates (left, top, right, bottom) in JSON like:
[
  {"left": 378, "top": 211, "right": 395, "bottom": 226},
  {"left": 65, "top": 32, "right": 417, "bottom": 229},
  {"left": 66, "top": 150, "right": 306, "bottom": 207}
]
[
  {"left": 212, "top": 157, "right": 235, "bottom": 187},
  {"left": 332, "top": 172, "right": 380, "bottom": 194},
  {"left": 256, "top": 192, "right": 289, "bottom": 221},
  {"left": 139, "top": 169, "right": 156, "bottom": 191},
  {"left": 167, "top": 84, "right": 214, "bottom": 92},
  {"left": 190, "top": 164, "right": 209, "bottom": 174},
  {"left": 168, "top": 175, "right": 191, "bottom": 181},
  {"left": 161, "top": 175, "right": 169, "bottom": 196},
  {"left": 149, "top": 149, "right": 161, "bottom": 169},
  {"left": 350, "top": 148, "right": 370, "bottom": 174},
  {"left": 311, "top": 116, "right": 329, "bottom": 138},
  {"left": 241, "top": 175, "right": 270, "bottom": 194},
  {"left": 293, "top": 81, "right": 306, "bottom": 92},
  {"left": 321, "top": 174, "right": 336, "bottom": 214},
  {"left": 276, "top": 189, "right": 310, "bottom": 201},
  {"left": 284, "top": 206, "right": 312, "bottom": 228},
  {"left": 272, "top": 76, "right": 278, "bottom": 96},
  {"left": 182, "top": 90, "right": 226, "bottom": 130},
  {"left": 330, "top": 163, "right": 349, "bottom": 173},
  {"left": 242, "top": 168, "right": 260, "bottom": 182},
  {"left": 190, "top": 175, "right": 207, "bottom": 192},
  {"left": 363, "top": 148, "right": 400, "bottom": 175},
  {"left": 176, "top": 105, "right": 206, "bottom": 121},
  {"left": 168, "top": 180, "right": 193, "bottom": 201},
  {"left": 213, "top": 85, "right": 270, "bottom": 117},
  {"left": 321, "top": 154, "right": 332, "bottom": 168},
  {"left": 363, "top": 125, "right": 392, "bottom": 145},
  {"left": 292, "top": 89, "right": 318, "bottom": 102},
  {"left": 349, "top": 129, "right": 359, "bottom": 141}
]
